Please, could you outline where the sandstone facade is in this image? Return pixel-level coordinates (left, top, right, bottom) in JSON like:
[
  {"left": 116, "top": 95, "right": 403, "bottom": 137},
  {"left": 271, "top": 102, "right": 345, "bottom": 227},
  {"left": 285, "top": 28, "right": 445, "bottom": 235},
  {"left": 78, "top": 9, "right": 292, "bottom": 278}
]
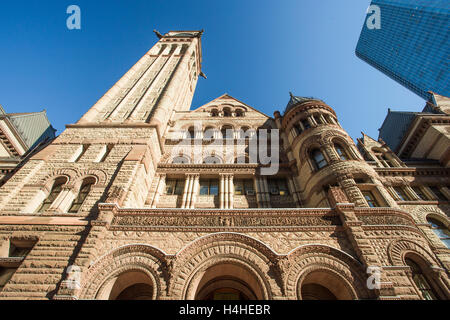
[{"left": 0, "top": 30, "right": 448, "bottom": 300}]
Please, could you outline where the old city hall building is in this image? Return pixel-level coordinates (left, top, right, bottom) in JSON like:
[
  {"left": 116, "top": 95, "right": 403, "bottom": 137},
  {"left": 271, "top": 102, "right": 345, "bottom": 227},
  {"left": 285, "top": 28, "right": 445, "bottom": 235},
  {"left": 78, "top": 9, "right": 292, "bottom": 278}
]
[{"left": 0, "top": 30, "right": 449, "bottom": 300}]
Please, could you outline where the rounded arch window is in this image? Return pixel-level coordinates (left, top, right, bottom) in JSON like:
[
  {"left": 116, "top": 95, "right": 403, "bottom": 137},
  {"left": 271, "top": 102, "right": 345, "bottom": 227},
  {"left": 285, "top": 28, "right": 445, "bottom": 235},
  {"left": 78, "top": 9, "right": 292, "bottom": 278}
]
[
  {"left": 203, "top": 126, "right": 216, "bottom": 141},
  {"left": 427, "top": 217, "right": 450, "bottom": 248},
  {"left": 221, "top": 125, "right": 234, "bottom": 139},
  {"left": 172, "top": 156, "right": 190, "bottom": 164},
  {"left": 37, "top": 177, "right": 68, "bottom": 213},
  {"left": 311, "top": 149, "right": 328, "bottom": 170},
  {"left": 203, "top": 156, "right": 222, "bottom": 164},
  {"left": 186, "top": 126, "right": 195, "bottom": 139},
  {"left": 68, "top": 178, "right": 95, "bottom": 213},
  {"left": 210, "top": 109, "right": 219, "bottom": 117},
  {"left": 334, "top": 143, "right": 349, "bottom": 161},
  {"left": 235, "top": 109, "right": 244, "bottom": 117},
  {"left": 405, "top": 258, "right": 438, "bottom": 300},
  {"left": 223, "top": 107, "right": 232, "bottom": 117}
]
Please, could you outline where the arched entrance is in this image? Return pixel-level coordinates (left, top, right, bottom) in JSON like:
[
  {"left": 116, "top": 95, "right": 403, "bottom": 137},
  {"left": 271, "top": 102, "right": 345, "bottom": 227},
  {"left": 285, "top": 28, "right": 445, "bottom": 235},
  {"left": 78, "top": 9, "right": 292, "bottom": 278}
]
[
  {"left": 299, "top": 269, "right": 355, "bottom": 300},
  {"left": 96, "top": 270, "right": 154, "bottom": 300},
  {"left": 193, "top": 263, "right": 265, "bottom": 300}
]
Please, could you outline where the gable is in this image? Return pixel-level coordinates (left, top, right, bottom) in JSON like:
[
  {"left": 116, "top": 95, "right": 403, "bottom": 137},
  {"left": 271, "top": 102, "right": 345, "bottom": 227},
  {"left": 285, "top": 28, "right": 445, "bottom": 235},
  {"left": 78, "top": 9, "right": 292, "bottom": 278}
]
[{"left": 190, "top": 94, "right": 271, "bottom": 119}]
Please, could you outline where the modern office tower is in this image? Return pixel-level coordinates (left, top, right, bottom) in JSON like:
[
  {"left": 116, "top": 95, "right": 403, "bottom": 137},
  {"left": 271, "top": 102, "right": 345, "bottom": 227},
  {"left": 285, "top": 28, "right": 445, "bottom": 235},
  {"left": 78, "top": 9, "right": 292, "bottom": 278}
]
[{"left": 356, "top": 0, "right": 449, "bottom": 100}]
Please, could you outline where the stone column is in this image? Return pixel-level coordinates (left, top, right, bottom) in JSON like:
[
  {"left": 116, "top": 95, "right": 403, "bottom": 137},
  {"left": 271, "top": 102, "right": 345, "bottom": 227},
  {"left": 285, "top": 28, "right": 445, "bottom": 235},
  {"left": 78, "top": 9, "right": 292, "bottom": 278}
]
[
  {"left": 188, "top": 174, "right": 200, "bottom": 209},
  {"left": 229, "top": 175, "right": 234, "bottom": 209},
  {"left": 181, "top": 174, "right": 191, "bottom": 209},
  {"left": 255, "top": 177, "right": 263, "bottom": 208},
  {"left": 220, "top": 174, "right": 225, "bottom": 209}
]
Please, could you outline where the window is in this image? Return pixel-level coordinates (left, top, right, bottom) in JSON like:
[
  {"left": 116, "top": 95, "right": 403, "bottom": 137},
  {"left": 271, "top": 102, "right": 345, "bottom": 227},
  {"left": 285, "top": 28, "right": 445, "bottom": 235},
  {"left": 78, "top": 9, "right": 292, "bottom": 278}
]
[
  {"left": 293, "top": 124, "right": 303, "bottom": 135},
  {"left": 9, "top": 245, "right": 31, "bottom": 257},
  {"left": 221, "top": 126, "right": 233, "bottom": 139},
  {"left": 68, "top": 179, "right": 94, "bottom": 213},
  {"left": 362, "top": 191, "right": 379, "bottom": 207},
  {"left": 37, "top": 179, "right": 66, "bottom": 213},
  {"left": 429, "top": 186, "right": 447, "bottom": 201},
  {"left": 223, "top": 108, "right": 232, "bottom": 117},
  {"left": 98, "top": 144, "right": 113, "bottom": 163},
  {"left": 334, "top": 144, "right": 349, "bottom": 161},
  {"left": 199, "top": 179, "right": 219, "bottom": 196},
  {"left": 313, "top": 115, "right": 322, "bottom": 125},
  {"left": 405, "top": 258, "right": 438, "bottom": 300},
  {"left": 394, "top": 187, "right": 410, "bottom": 201},
  {"left": 72, "top": 144, "right": 89, "bottom": 163},
  {"left": 165, "top": 179, "right": 185, "bottom": 195},
  {"left": 301, "top": 119, "right": 311, "bottom": 130},
  {"left": 427, "top": 217, "right": 450, "bottom": 248},
  {"left": 234, "top": 179, "right": 254, "bottom": 195},
  {"left": 211, "top": 109, "right": 219, "bottom": 117},
  {"left": 0, "top": 268, "right": 16, "bottom": 291},
  {"left": 187, "top": 127, "right": 195, "bottom": 139},
  {"left": 311, "top": 149, "right": 328, "bottom": 170},
  {"left": 235, "top": 109, "right": 244, "bottom": 117},
  {"left": 203, "top": 156, "right": 221, "bottom": 164},
  {"left": 172, "top": 156, "right": 190, "bottom": 164},
  {"left": 268, "top": 178, "right": 289, "bottom": 196},
  {"left": 412, "top": 186, "right": 428, "bottom": 200},
  {"left": 204, "top": 127, "right": 216, "bottom": 141}
]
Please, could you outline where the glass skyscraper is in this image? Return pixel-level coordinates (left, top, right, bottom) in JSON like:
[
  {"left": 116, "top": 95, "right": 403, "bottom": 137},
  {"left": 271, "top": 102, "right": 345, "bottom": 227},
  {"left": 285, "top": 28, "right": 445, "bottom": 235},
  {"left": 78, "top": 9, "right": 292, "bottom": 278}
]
[{"left": 356, "top": 0, "right": 449, "bottom": 100}]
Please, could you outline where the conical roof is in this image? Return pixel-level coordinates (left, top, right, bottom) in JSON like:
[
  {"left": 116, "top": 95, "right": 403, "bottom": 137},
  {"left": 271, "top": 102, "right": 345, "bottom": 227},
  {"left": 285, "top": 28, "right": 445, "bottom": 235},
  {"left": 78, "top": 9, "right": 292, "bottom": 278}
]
[{"left": 285, "top": 92, "right": 324, "bottom": 114}]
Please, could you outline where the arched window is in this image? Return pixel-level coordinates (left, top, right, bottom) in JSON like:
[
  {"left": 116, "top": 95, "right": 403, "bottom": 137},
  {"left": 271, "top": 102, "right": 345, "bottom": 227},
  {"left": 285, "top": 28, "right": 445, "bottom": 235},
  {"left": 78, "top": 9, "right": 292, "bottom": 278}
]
[
  {"left": 223, "top": 107, "right": 232, "bottom": 117},
  {"left": 405, "top": 258, "right": 438, "bottom": 300},
  {"left": 311, "top": 149, "right": 327, "bottom": 170},
  {"left": 221, "top": 125, "right": 233, "bottom": 139},
  {"left": 301, "top": 119, "right": 311, "bottom": 130},
  {"left": 203, "top": 156, "right": 221, "bottom": 164},
  {"left": 68, "top": 179, "right": 95, "bottom": 213},
  {"left": 313, "top": 114, "right": 322, "bottom": 125},
  {"left": 37, "top": 178, "right": 67, "bottom": 213},
  {"left": 334, "top": 143, "right": 349, "bottom": 161},
  {"left": 172, "top": 156, "right": 190, "bottom": 164},
  {"left": 235, "top": 109, "right": 244, "bottom": 117},
  {"left": 187, "top": 126, "right": 195, "bottom": 139},
  {"left": 427, "top": 217, "right": 450, "bottom": 248},
  {"left": 211, "top": 109, "right": 219, "bottom": 117},
  {"left": 293, "top": 123, "right": 303, "bottom": 135},
  {"left": 204, "top": 126, "right": 216, "bottom": 141}
]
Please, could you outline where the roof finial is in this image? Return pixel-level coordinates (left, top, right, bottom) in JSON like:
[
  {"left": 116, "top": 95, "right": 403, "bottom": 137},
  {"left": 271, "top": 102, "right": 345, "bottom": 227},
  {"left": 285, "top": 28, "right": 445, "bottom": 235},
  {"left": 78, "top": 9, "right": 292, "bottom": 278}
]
[
  {"left": 289, "top": 92, "right": 295, "bottom": 98},
  {"left": 153, "top": 30, "right": 163, "bottom": 39}
]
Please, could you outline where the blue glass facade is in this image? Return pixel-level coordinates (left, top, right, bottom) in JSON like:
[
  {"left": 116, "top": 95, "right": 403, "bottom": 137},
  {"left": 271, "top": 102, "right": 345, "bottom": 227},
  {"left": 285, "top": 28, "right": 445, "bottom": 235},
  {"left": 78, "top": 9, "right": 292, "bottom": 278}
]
[{"left": 356, "top": 0, "right": 449, "bottom": 100}]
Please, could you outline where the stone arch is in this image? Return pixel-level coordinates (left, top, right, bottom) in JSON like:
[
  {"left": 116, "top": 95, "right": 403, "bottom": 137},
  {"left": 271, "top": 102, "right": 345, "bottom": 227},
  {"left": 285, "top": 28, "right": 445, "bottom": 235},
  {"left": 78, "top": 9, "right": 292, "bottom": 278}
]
[
  {"left": 284, "top": 244, "right": 370, "bottom": 300},
  {"left": 170, "top": 233, "right": 280, "bottom": 299},
  {"left": 79, "top": 244, "right": 168, "bottom": 300},
  {"left": 387, "top": 239, "right": 441, "bottom": 267},
  {"left": 40, "top": 168, "right": 78, "bottom": 187},
  {"left": 412, "top": 206, "right": 449, "bottom": 225},
  {"left": 74, "top": 169, "right": 108, "bottom": 187}
]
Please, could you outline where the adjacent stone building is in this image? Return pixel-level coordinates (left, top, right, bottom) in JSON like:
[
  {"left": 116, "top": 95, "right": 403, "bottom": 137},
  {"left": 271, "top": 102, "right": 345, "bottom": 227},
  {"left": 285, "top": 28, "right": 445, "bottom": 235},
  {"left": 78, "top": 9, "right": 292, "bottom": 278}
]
[
  {"left": 0, "top": 30, "right": 448, "bottom": 300},
  {"left": 0, "top": 105, "right": 56, "bottom": 187}
]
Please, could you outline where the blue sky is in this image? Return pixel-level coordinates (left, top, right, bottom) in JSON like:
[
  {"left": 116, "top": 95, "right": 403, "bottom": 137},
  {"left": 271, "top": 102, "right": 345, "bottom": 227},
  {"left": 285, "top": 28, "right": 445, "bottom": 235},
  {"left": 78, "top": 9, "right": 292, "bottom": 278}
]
[{"left": 0, "top": 0, "right": 425, "bottom": 141}]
